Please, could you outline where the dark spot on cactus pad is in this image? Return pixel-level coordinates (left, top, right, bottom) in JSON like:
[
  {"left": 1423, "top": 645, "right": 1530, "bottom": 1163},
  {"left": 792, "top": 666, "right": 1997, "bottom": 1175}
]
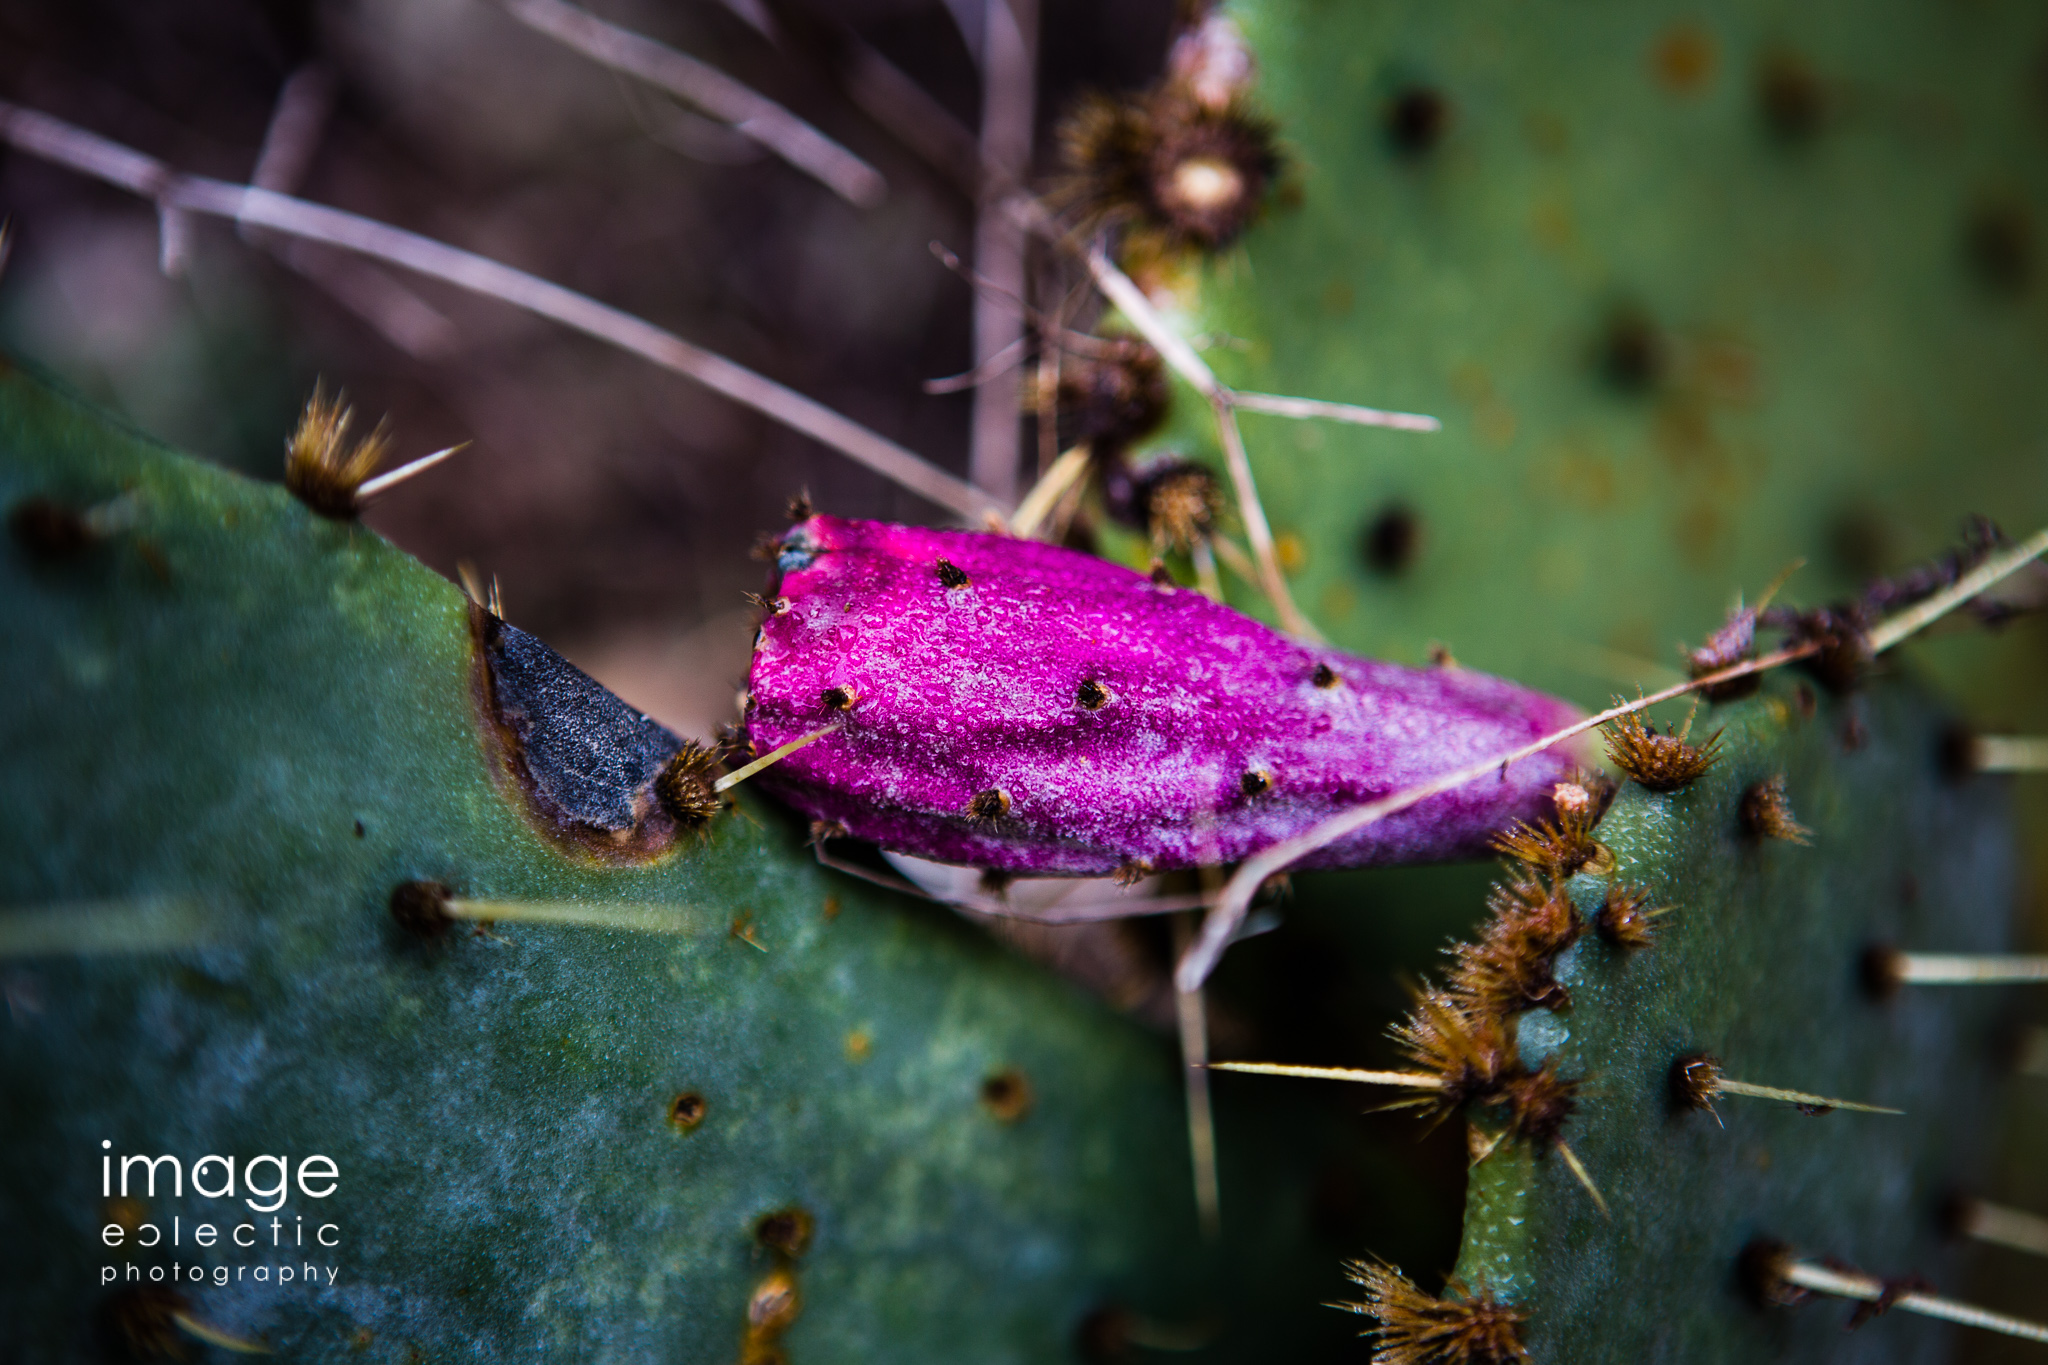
[
  {"left": 1337, "top": 1259, "right": 1528, "bottom": 1364},
  {"left": 1074, "top": 1305, "right": 1135, "bottom": 1363},
  {"left": 1054, "top": 338, "right": 1169, "bottom": 456},
  {"left": 1739, "top": 775, "right": 1813, "bottom": 844},
  {"left": 352, "top": 819, "right": 365, "bottom": 838},
  {"left": 1240, "top": 769, "right": 1273, "bottom": 797},
  {"left": 1963, "top": 198, "right": 2032, "bottom": 295},
  {"left": 1737, "top": 1239, "right": 1815, "bottom": 1310},
  {"left": 1938, "top": 724, "right": 1982, "bottom": 780},
  {"left": 1596, "top": 305, "right": 1666, "bottom": 394},
  {"left": 8, "top": 496, "right": 96, "bottom": 558},
  {"left": 1861, "top": 943, "right": 1907, "bottom": 1001},
  {"left": 1076, "top": 679, "right": 1110, "bottom": 710},
  {"left": 969, "top": 788, "right": 1012, "bottom": 822},
  {"left": 981, "top": 1067, "right": 1034, "bottom": 1122},
  {"left": 755, "top": 1207, "right": 815, "bottom": 1258},
  {"left": 821, "top": 686, "right": 856, "bottom": 712},
  {"left": 390, "top": 879, "right": 455, "bottom": 938},
  {"left": 1361, "top": 502, "right": 1421, "bottom": 576},
  {"left": 1603, "top": 712, "right": 1721, "bottom": 791},
  {"left": 1595, "top": 882, "right": 1664, "bottom": 948},
  {"left": 1311, "top": 662, "right": 1340, "bottom": 689},
  {"left": 1757, "top": 52, "right": 1827, "bottom": 143},
  {"left": 655, "top": 740, "right": 725, "bottom": 829},
  {"left": 1385, "top": 85, "right": 1451, "bottom": 156},
  {"left": 1670, "top": 1052, "right": 1725, "bottom": 1114},
  {"left": 668, "top": 1091, "right": 707, "bottom": 1131},
  {"left": 472, "top": 608, "right": 684, "bottom": 859},
  {"left": 935, "top": 558, "right": 969, "bottom": 589}
]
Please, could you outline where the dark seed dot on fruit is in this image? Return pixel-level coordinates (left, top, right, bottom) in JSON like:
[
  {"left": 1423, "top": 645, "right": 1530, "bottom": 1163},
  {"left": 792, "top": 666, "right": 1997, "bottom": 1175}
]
[
  {"left": 1386, "top": 85, "right": 1449, "bottom": 155},
  {"left": 1362, "top": 503, "right": 1420, "bottom": 575},
  {"left": 1241, "top": 769, "right": 1273, "bottom": 797},
  {"left": 822, "top": 686, "right": 855, "bottom": 711},
  {"left": 1312, "top": 662, "right": 1340, "bottom": 689},
  {"left": 936, "top": 557, "right": 970, "bottom": 589},
  {"left": 969, "top": 788, "right": 1011, "bottom": 821},
  {"left": 1077, "top": 679, "right": 1110, "bottom": 710}
]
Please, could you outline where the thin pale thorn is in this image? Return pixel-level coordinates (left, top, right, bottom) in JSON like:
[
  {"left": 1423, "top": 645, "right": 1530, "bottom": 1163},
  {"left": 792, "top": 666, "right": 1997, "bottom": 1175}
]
[
  {"left": 1555, "top": 1140, "right": 1610, "bottom": 1218},
  {"left": 446, "top": 899, "right": 705, "bottom": 934},
  {"left": 1959, "top": 1198, "right": 2048, "bottom": 1259},
  {"left": 354, "top": 443, "right": 467, "bottom": 503},
  {"left": 1082, "top": 245, "right": 1219, "bottom": 395},
  {"left": 1206, "top": 1061, "right": 1444, "bottom": 1088},
  {"left": 1866, "top": 525, "right": 2048, "bottom": 654},
  {"left": 1229, "top": 390, "right": 1440, "bottom": 433},
  {"left": 171, "top": 1312, "right": 270, "bottom": 1354},
  {"left": 1010, "top": 445, "right": 1092, "bottom": 539},
  {"left": 0, "top": 899, "right": 213, "bottom": 957},
  {"left": 1180, "top": 638, "right": 1821, "bottom": 991},
  {"left": 713, "top": 722, "right": 842, "bottom": 792},
  {"left": 1172, "top": 911, "right": 1222, "bottom": 1241},
  {"left": 1713, "top": 1078, "right": 1902, "bottom": 1115},
  {"left": 1782, "top": 1259, "right": 2048, "bottom": 1343},
  {"left": 1974, "top": 736, "right": 2048, "bottom": 774},
  {"left": 921, "top": 335, "right": 1029, "bottom": 394},
  {"left": 1894, "top": 953, "right": 2048, "bottom": 984}
]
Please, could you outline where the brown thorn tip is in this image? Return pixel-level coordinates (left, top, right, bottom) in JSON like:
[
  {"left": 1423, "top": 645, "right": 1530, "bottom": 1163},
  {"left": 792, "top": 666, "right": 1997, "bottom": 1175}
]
[
  {"left": 1603, "top": 711, "right": 1722, "bottom": 791},
  {"left": 656, "top": 740, "right": 726, "bottom": 828},
  {"left": 1740, "top": 775, "right": 1813, "bottom": 844},
  {"left": 1671, "top": 1052, "right": 1725, "bottom": 1114},
  {"left": 1596, "top": 882, "right": 1666, "bottom": 948},
  {"left": 1336, "top": 1259, "right": 1529, "bottom": 1363},
  {"left": 284, "top": 383, "right": 390, "bottom": 519}
]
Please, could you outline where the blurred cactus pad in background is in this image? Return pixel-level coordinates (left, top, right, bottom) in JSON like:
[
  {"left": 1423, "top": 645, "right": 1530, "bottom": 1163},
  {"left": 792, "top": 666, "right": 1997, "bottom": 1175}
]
[{"left": 3, "top": 0, "right": 2048, "bottom": 1360}]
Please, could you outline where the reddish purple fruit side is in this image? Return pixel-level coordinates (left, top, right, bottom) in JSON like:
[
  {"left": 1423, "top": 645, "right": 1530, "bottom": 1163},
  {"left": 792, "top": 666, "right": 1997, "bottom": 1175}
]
[{"left": 745, "top": 516, "right": 1590, "bottom": 877}]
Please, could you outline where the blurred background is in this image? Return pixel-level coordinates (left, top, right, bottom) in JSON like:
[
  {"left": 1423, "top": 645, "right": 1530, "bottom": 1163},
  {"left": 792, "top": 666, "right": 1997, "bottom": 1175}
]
[{"left": 0, "top": 0, "right": 1176, "bottom": 740}]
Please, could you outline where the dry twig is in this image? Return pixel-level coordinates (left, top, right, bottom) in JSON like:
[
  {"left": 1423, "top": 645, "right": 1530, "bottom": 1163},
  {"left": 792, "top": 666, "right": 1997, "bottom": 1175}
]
[{"left": 0, "top": 100, "right": 1002, "bottom": 523}]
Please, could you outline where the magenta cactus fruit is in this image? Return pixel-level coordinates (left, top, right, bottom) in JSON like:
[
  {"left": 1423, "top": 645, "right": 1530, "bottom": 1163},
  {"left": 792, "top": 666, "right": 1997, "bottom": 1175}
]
[{"left": 745, "top": 517, "right": 1591, "bottom": 877}]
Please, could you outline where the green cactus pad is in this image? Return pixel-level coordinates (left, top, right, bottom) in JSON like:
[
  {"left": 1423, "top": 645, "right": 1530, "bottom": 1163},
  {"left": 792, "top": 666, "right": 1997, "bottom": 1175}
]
[
  {"left": 0, "top": 362, "right": 1327, "bottom": 1360},
  {"left": 1447, "top": 679, "right": 2014, "bottom": 1361}
]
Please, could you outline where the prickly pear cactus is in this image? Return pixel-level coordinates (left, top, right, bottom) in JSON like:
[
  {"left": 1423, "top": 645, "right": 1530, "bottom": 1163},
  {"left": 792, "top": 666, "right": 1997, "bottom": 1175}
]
[
  {"left": 1129, "top": 1, "right": 2044, "bottom": 1356},
  {"left": 0, "top": 362, "right": 1330, "bottom": 1360}
]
